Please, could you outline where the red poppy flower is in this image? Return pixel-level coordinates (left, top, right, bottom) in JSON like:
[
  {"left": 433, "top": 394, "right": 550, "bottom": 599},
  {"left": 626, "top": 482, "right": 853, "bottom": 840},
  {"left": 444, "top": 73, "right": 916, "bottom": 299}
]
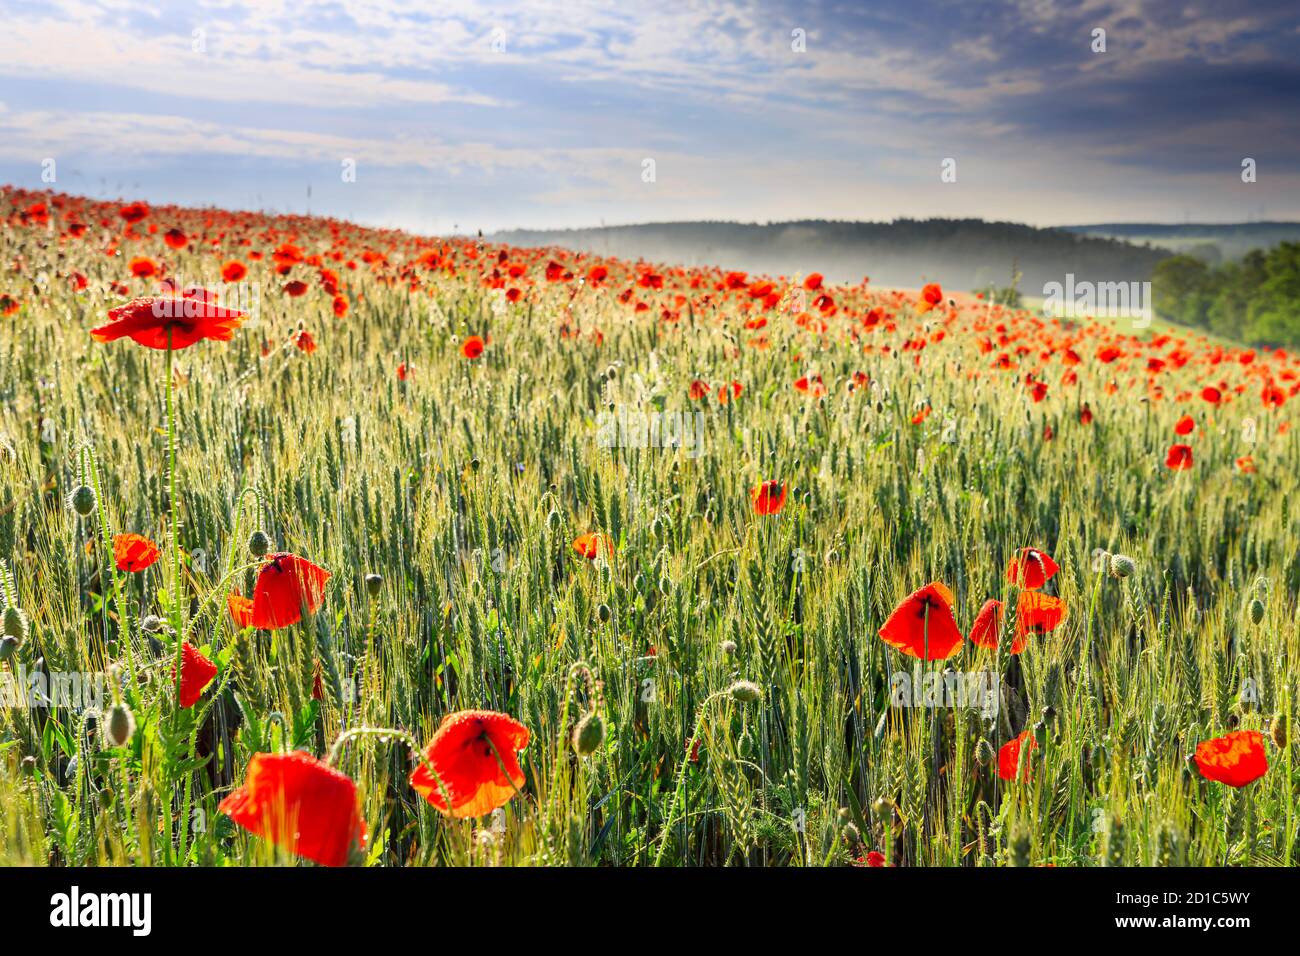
[
  {"left": 292, "top": 329, "right": 317, "bottom": 353},
  {"left": 409, "top": 710, "right": 530, "bottom": 818},
  {"left": 172, "top": 642, "right": 217, "bottom": 708},
  {"left": 804, "top": 272, "right": 824, "bottom": 291},
  {"left": 1006, "top": 547, "right": 1059, "bottom": 589},
  {"left": 1165, "top": 443, "right": 1193, "bottom": 470},
  {"left": 220, "top": 752, "right": 366, "bottom": 866},
  {"left": 1201, "top": 386, "right": 1222, "bottom": 405},
  {"left": 1079, "top": 403, "right": 1093, "bottom": 425},
  {"left": 864, "top": 850, "right": 886, "bottom": 867},
  {"left": 462, "top": 335, "right": 485, "bottom": 359},
  {"left": 228, "top": 592, "right": 255, "bottom": 629},
  {"left": 689, "top": 379, "right": 710, "bottom": 400},
  {"left": 1236, "top": 455, "right": 1255, "bottom": 474},
  {"left": 917, "top": 283, "right": 943, "bottom": 313},
  {"left": 129, "top": 257, "right": 158, "bottom": 279},
  {"left": 878, "top": 582, "right": 963, "bottom": 660},
  {"left": 119, "top": 201, "right": 149, "bottom": 224},
  {"left": 113, "top": 533, "right": 161, "bottom": 573},
  {"left": 250, "top": 553, "right": 332, "bottom": 630},
  {"left": 284, "top": 280, "right": 309, "bottom": 297},
  {"left": 1193, "top": 730, "right": 1268, "bottom": 788},
  {"left": 331, "top": 294, "right": 349, "bottom": 317},
  {"left": 1097, "top": 346, "right": 1122, "bottom": 363},
  {"left": 1015, "top": 591, "right": 1067, "bottom": 639},
  {"left": 221, "top": 261, "right": 247, "bottom": 282},
  {"left": 163, "top": 228, "right": 188, "bottom": 250},
  {"left": 998, "top": 730, "right": 1038, "bottom": 781},
  {"left": 397, "top": 361, "right": 410, "bottom": 381},
  {"left": 969, "top": 598, "right": 1023, "bottom": 652},
  {"left": 572, "top": 532, "right": 613, "bottom": 560},
  {"left": 1174, "top": 414, "right": 1195, "bottom": 435},
  {"left": 91, "top": 293, "right": 246, "bottom": 350},
  {"left": 751, "top": 479, "right": 787, "bottom": 516}
]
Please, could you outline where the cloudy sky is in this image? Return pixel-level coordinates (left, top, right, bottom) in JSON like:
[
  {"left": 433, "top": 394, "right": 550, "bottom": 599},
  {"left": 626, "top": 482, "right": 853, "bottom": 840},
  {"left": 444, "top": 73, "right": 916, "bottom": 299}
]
[{"left": 1, "top": 0, "right": 1297, "bottom": 233}]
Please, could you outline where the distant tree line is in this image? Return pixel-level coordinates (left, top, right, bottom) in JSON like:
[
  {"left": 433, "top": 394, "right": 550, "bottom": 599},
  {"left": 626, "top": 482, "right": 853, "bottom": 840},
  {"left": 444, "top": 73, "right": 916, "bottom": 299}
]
[{"left": 1152, "top": 242, "right": 1300, "bottom": 346}]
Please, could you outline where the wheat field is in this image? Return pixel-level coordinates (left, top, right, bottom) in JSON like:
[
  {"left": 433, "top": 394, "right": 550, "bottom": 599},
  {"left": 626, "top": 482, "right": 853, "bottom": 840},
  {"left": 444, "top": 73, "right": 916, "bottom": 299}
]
[{"left": 0, "top": 186, "right": 1294, "bottom": 868}]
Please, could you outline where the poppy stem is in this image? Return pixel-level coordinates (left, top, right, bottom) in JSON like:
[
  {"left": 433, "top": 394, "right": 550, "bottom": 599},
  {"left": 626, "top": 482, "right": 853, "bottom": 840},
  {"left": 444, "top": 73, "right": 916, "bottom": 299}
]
[
  {"left": 328, "top": 726, "right": 455, "bottom": 812},
  {"left": 166, "top": 332, "right": 184, "bottom": 709},
  {"left": 653, "top": 690, "right": 727, "bottom": 867},
  {"left": 86, "top": 442, "right": 135, "bottom": 684}
]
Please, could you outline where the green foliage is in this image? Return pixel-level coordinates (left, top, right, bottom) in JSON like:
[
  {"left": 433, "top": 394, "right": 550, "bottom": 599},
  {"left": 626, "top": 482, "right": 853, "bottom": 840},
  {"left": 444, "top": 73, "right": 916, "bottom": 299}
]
[{"left": 1153, "top": 243, "right": 1300, "bottom": 346}]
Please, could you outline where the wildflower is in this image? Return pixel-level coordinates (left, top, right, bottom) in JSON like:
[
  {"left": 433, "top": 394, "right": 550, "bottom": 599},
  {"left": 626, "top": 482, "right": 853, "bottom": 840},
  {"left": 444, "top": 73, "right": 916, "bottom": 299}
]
[
  {"left": 221, "top": 261, "right": 247, "bottom": 282},
  {"left": 1165, "top": 443, "right": 1193, "bottom": 470},
  {"left": 750, "top": 480, "right": 787, "bottom": 516},
  {"left": 409, "top": 709, "right": 530, "bottom": 818},
  {"left": 249, "top": 554, "right": 331, "bottom": 630},
  {"left": 998, "top": 730, "right": 1038, "bottom": 781},
  {"left": 172, "top": 642, "right": 218, "bottom": 708},
  {"left": 728, "top": 680, "right": 762, "bottom": 703},
  {"left": 1193, "top": 731, "right": 1268, "bottom": 787},
  {"left": 220, "top": 752, "right": 366, "bottom": 866},
  {"left": 1109, "top": 554, "right": 1136, "bottom": 578},
  {"left": 90, "top": 293, "right": 246, "bottom": 350},
  {"left": 1006, "top": 547, "right": 1059, "bottom": 589},
  {"left": 571, "top": 532, "right": 612, "bottom": 560},
  {"left": 461, "top": 335, "right": 485, "bottom": 359},
  {"left": 113, "top": 534, "right": 161, "bottom": 573},
  {"left": 878, "top": 582, "right": 964, "bottom": 660},
  {"left": 1174, "top": 414, "right": 1195, "bottom": 436},
  {"left": 917, "top": 283, "right": 943, "bottom": 313}
]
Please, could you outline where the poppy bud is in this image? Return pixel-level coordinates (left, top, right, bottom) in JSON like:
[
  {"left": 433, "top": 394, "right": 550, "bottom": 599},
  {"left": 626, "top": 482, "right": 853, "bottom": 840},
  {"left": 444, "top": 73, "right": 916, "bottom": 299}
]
[
  {"left": 842, "top": 821, "right": 862, "bottom": 846},
  {"left": 728, "top": 680, "right": 762, "bottom": 703},
  {"left": 365, "top": 573, "right": 383, "bottom": 597},
  {"left": 546, "top": 510, "right": 562, "bottom": 531},
  {"left": 21, "top": 756, "right": 36, "bottom": 775},
  {"left": 105, "top": 703, "right": 135, "bottom": 748},
  {"left": 1271, "top": 717, "right": 1288, "bottom": 750},
  {"left": 975, "top": 738, "right": 994, "bottom": 766},
  {"left": 68, "top": 484, "right": 97, "bottom": 516},
  {"left": 469, "top": 457, "right": 481, "bottom": 472},
  {"left": 870, "top": 796, "right": 890, "bottom": 819},
  {"left": 1109, "top": 554, "right": 1136, "bottom": 578},
  {"left": 1249, "top": 598, "right": 1265, "bottom": 625},
  {"left": 1, "top": 605, "right": 28, "bottom": 642},
  {"left": 720, "top": 639, "right": 737, "bottom": 656},
  {"left": 596, "top": 603, "right": 611, "bottom": 623},
  {"left": 0, "top": 637, "right": 17, "bottom": 662},
  {"left": 249, "top": 530, "right": 270, "bottom": 557},
  {"left": 141, "top": 614, "right": 164, "bottom": 633},
  {"left": 98, "top": 787, "right": 114, "bottom": 809},
  {"left": 572, "top": 712, "right": 605, "bottom": 756}
]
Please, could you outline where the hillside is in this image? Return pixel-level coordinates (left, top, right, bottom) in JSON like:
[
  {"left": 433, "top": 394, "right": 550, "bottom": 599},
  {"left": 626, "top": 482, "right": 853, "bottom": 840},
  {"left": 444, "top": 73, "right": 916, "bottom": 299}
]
[
  {"left": 493, "top": 219, "right": 1172, "bottom": 294},
  {"left": 1063, "top": 222, "right": 1300, "bottom": 262}
]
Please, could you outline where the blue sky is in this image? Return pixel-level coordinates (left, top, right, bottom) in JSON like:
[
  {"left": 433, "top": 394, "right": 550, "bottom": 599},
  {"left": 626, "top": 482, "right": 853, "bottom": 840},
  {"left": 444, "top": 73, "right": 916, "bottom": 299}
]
[{"left": 1, "top": 0, "right": 1296, "bottom": 232}]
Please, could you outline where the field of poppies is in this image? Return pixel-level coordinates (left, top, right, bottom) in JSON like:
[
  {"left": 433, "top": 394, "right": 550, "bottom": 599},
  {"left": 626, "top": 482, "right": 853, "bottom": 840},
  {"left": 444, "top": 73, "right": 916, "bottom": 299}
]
[{"left": 0, "top": 184, "right": 1295, "bottom": 868}]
